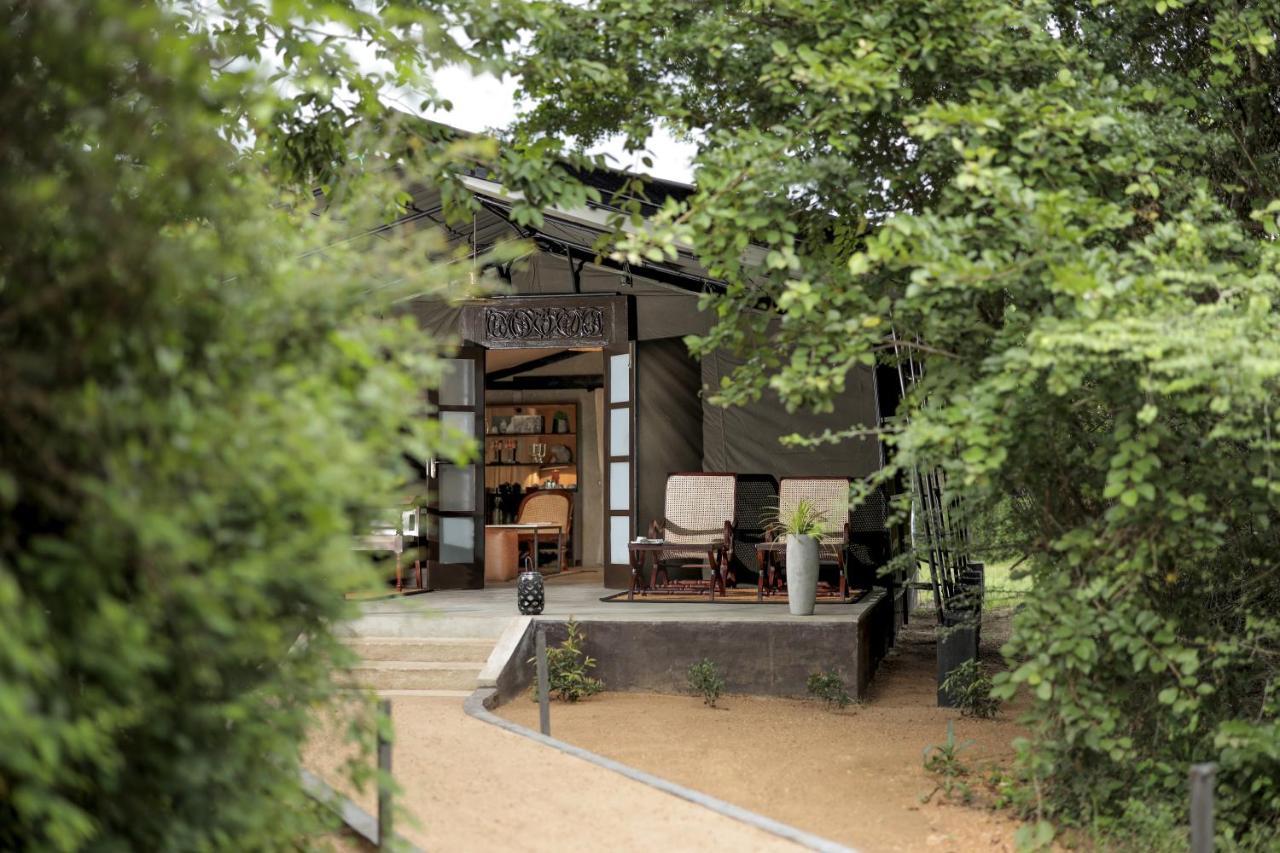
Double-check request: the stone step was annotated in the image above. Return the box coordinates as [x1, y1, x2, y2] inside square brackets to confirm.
[344, 661, 482, 692]
[344, 637, 494, 663]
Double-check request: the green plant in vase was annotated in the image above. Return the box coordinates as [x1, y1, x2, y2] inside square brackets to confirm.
[766, 499, 829, 615]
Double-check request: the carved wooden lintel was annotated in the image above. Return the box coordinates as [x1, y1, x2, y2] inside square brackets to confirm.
[461, 295, 627, 349]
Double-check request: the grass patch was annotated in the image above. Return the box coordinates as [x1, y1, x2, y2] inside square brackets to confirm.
[983, 557, 1031, 609]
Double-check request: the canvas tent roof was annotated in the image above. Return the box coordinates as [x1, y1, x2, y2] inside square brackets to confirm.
[394, 161, 883, 495]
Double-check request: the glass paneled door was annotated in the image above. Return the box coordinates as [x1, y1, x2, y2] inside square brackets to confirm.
[602, 341, 635, 587]
[424, 346, 485, 588]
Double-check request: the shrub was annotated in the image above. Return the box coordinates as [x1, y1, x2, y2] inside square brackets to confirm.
[940, 659, 1001, 719]
[806, 670, 853, 710]
[0, 3, 478, 848]
[687, 659, 725, 707]
[531, 620, 603, 702]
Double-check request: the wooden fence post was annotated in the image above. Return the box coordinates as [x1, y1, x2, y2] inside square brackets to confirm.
[1189, 762, 1216, 853]
[536, 625, 551, 736]
[377, 699, 392, 851]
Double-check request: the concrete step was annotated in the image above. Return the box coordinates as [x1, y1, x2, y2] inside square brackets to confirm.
[344, 637, 494, 663]
[372, 689, 473, 699]
[344, 661, 482, 692]
[339, 615, 508, 641]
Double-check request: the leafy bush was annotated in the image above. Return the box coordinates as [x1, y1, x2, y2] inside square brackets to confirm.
[531, 620, 603, 702]
[0, 3, 487, 848]
[806, 670, 853, 710]
[940, 659, 1001, 719]
[687, 659, 726, 707]
[449, 0, 1280, 839]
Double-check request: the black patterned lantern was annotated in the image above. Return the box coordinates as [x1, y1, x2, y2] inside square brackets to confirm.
[517, 569, 545, 615]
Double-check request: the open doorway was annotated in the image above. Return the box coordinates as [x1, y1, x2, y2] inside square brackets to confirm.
[482, 348, 605, 578]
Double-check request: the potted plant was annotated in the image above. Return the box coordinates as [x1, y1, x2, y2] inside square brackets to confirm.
[768, 499, 827, 615]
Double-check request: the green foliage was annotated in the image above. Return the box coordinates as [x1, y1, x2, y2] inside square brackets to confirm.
[1085, 800, 1185, 853]
[439, 0, 1280, 838]
[940, 660, 1001, 720]
[922, 721, 975, 805]
[1013, 820, 1056, 853]
[805, 670, 852, 710]
[531, 620, 603, 703]
[0, 2, 486, 849]
[687, 659, 726, 707]
[766, 498, 828, 539]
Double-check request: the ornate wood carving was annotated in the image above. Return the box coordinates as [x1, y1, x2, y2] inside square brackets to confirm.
[461, 295, 626, 349]
[485, 304, 605, 342]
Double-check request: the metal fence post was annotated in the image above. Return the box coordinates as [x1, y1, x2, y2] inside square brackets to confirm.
[377, 699, 393, 851]
[536, 625, 551, 736]
[1189, 762, 1216, 853]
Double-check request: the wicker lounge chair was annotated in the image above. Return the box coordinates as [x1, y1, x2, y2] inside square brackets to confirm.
[765, 477, 853, 598]
[646, 472, 736, 595]
[515, 490, 572, 573]
[728, 474, 778, 588]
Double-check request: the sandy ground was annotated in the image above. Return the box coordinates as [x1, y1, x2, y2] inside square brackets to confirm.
[497, 611, 1028, 852]
[303, 696, 798, 852]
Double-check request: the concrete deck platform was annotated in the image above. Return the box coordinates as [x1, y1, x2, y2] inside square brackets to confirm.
[344, 569, 883, 634]
[343, 570, 895, 700]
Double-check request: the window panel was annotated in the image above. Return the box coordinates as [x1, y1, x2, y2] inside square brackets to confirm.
[439, 464, 475, 512]
[608, 353, 630, 404]
[610, 516, 631, 565]
[441, 410, 475, 437]
[439, 358, 475, 407]
[440, 517, 474, 563]
[609, 407, 629, 456]
[609, 461, 629, 511]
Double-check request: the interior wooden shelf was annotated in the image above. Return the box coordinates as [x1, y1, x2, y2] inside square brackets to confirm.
[484, 432, 575, 438]
[484, 462, 568, 467]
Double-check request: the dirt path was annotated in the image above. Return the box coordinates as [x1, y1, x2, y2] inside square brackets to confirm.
[304, 695, 799, 852]
[497, 613, 1027, 852]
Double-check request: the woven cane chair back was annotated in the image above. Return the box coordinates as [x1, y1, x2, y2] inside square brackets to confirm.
[732, 474, 778, 574]
[661, 473, 736, 561]
[779, 477, 850, 559]
[517, 491, 571, 533]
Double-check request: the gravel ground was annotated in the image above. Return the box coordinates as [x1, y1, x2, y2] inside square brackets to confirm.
[497, 608, 1029, 852]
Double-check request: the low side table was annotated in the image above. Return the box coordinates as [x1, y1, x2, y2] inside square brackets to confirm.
[484, 528, 520, 582]
[355, 532, 426, 594]
[754, 541, 786, 601]
[627, 541, 726, 601]
[485, 523, 561, 577]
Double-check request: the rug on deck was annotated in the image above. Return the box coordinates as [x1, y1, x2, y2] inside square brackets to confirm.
[600, 586, 869, 605]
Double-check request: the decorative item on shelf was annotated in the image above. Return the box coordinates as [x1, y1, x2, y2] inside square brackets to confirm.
[510, 413, 543, 434]
[552, 411, 569, 434]
[516, 556, 545, 615]
[530, 442, 547, 464]
[548, 444, 573, 464]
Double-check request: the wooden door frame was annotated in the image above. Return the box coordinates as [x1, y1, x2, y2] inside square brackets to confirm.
[602, 340, 637, 589]
[425, 345, 486, 589]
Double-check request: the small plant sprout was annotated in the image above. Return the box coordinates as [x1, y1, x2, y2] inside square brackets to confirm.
[687, 658, 726, 707]
[806, 670, 853, 710]
[921, 721, 976, 804]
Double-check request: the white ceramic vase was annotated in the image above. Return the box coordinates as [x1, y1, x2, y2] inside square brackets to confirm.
[786, 534, 819, 616]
